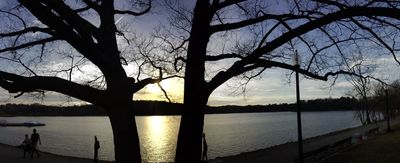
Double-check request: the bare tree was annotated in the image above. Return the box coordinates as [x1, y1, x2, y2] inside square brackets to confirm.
[0, 0, 179, 162]
[346, 58, 374, 125]
[372, 80, 400, 120]
[157, 1, 400, 162]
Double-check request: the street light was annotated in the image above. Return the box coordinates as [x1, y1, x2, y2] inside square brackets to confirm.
[294, 50, 304, 163]
[385, 85, 391, 132]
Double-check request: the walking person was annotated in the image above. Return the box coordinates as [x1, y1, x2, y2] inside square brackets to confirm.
[21, 134, 32, 158]
[202, 133, 208, 162]
[94, 136, 100, 163]
[30, 128, 41, 158]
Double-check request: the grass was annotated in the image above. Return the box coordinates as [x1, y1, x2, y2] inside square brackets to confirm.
[321, 122, 400, 163]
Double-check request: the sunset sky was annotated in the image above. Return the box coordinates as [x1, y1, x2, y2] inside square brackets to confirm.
[1, 55, 399, 106]
[1, 0, 400, 106]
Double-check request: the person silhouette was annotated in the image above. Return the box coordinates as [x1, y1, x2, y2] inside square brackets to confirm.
[94, 136, 100, 163]
[21, 134, 32, 158]
[202, 133, 208, 162]
[30, 128, 41, 158]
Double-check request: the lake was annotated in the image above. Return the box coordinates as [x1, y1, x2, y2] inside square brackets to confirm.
[0, 111, 361, 162]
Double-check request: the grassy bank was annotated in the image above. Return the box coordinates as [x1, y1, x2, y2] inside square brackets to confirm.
[321, 122, 400, 163]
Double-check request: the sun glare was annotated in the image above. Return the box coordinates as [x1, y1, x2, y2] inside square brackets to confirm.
[135, 78, 183, 102]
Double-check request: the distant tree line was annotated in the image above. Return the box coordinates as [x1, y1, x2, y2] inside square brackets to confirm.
[349, 80, 400, 125]
[0, 97, 361, 116]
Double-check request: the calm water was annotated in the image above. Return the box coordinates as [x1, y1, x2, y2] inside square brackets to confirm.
[0, 111, 360, 162]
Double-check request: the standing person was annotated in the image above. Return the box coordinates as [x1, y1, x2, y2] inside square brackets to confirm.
[94, 136, 100, 163]
[202, 133, 208, 162]
[21, 134, 32, 158]
[30, 128, 41, 158]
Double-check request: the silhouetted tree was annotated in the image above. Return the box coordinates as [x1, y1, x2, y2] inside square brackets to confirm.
[0, 1, 177, 162]
[346, 57, 374, 125]
[371, 80, 400, 120]
[158, 1, 400, 162]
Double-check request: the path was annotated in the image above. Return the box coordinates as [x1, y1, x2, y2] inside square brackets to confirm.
[0, 143, 112, 163]
[211, 118, 400, 163]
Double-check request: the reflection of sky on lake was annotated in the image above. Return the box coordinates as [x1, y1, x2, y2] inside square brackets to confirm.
[0, 112, 360, 162]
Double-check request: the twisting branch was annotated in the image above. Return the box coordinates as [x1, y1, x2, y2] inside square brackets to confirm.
[174, 56, 186, 72]
[82, 0, 100, 12]
[210, 13, 307, 33]
[0, 71, 104, 104]
[0, 27, 53, 38]
[349, 18, 400, 64]
[0, 37, 59, 53]
[130, 75, 182, 93]
[158, 82, 171, 103]
[205, 53, 243, 61]
[0, 9, 27, 28]
[211, 0, 246, 11]
[114, 1, 151, 16]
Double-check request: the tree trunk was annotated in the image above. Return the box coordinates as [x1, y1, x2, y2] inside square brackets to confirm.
[106, 103, 141, 163]
[175, 1, 213, 162]
[175, 95, 208, 163]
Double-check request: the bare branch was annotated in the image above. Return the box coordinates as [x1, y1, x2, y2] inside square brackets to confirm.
[114, 1, 151, 16]
[0, 27, 53, 38]
[205, 53, 243, 61]
[350, 18, 400, 64]
[0, 37, 59, 53]
[211, 0, 246, 11]
[130, 75, 182, 93]
[0, 71, 104, 104]
[157, 82, 171, 103]
[210, 13, 307, 33]
[250, 7, 400, 59]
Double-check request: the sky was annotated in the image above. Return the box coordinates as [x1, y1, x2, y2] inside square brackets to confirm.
[2, 55, 399, 106]
[1, 0, 400, 106]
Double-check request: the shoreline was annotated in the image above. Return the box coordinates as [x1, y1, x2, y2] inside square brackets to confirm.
[0, 143, 113, 163]
[208, 126, 361, 163]
[210, 118, 398, 163]
[1, 118, 396, 163]
[0, 124, 372, 163]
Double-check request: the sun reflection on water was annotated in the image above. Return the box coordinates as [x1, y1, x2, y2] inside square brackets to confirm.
[140, 116, 179, 162]
[147, 116, 165, 147]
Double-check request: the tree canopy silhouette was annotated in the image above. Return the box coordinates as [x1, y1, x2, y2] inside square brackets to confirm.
[156, 1, 400, 162]
[0, 0, 178, 163]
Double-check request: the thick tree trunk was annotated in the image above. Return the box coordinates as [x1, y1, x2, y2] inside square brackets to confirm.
[175, 95, 208, 163]
[175, 1, 213, 162]
[107, 105, 141, 163]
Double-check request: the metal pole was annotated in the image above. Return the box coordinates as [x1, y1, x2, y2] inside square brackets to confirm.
[295, 66, 304, 163]
[385, 88, 391, 132]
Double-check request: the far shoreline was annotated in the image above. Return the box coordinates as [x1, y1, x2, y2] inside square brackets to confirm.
[0, 110, 357, 117]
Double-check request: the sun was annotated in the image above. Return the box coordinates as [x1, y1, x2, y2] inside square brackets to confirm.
[135, 78, 183, 102]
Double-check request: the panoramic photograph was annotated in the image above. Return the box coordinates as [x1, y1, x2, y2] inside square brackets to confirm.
[1, 0, 400, 163]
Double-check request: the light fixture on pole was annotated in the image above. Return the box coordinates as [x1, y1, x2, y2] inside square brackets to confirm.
[294, 50, 304, 163]
[385, 84, 391, 132]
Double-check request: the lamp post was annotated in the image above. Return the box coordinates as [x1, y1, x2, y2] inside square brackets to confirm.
[294, 50, 304, 163]
[385, 86, 391, 132]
